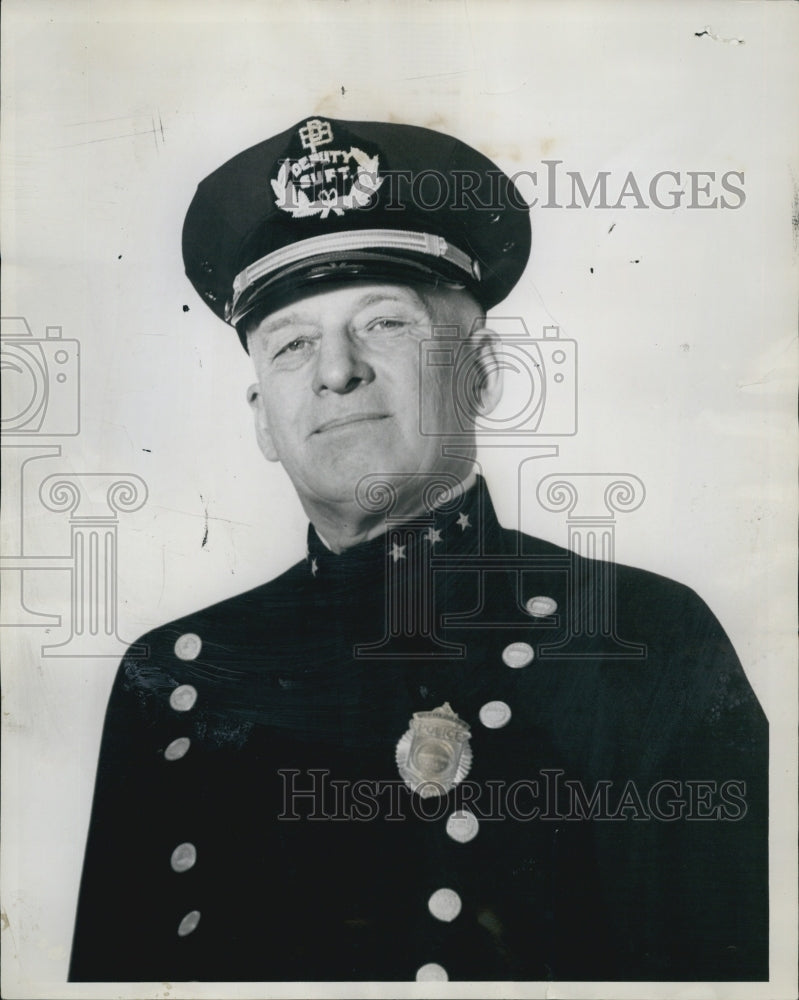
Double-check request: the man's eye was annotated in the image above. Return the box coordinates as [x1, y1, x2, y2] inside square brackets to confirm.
[274, 338, 310, 359]
[366, 317, 407, 332]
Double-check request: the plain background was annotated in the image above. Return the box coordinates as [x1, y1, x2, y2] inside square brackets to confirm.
[2, 1, 797, 997]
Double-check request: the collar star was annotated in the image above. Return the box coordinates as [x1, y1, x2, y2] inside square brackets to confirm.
[390, 542, 406, 562]
[425, 527, 443, 545]
[457, 512, 471, 531]
[310, 557, 319, 577]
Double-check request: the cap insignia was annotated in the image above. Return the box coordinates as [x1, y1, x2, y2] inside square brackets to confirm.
[271, 119, 384, 220]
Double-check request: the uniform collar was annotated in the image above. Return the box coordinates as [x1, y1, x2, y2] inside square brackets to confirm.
[304, 474, 498, 586]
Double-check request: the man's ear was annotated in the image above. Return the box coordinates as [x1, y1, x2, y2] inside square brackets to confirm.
[467, 326, 504, 417]
[246, 383, 280, 463]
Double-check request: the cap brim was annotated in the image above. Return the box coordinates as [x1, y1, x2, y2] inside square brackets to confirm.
[231, 249, 477, 344]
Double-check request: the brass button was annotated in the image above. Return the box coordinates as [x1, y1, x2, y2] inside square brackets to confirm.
[502, 642, 534, 669]
[170, 842, 197, 873]
[526, 595, 558, 617]
[479, 701, 512, 729]
[416, 962, 448, 982]
[164, 737, 191, 761]
[177, 910, 201, 937]
[169, 684, 198, 712]
[428, 888, 462, 922]
[446, 809, 479, 843]
[174, 633, 202, 661]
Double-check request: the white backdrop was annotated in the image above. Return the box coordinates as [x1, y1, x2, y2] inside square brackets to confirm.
[2, 1, 797, 997]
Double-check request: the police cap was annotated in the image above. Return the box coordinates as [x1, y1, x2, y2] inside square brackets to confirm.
[182, 117, 531, 348]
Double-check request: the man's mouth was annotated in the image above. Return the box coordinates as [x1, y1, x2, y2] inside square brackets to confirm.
[312, 413, 391, 435]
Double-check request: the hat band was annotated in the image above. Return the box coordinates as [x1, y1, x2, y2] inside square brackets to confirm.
[231, 229, 479, 313]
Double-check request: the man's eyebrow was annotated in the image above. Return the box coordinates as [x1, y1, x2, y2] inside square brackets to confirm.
[257, 291, 423, 336]
[352, 292, 419, 310]
[256, 313, 307, 337]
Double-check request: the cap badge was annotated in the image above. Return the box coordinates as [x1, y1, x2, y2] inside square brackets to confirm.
[271, 118, 384, 220]
[396, 702, 472, 798]
[299, 118, 333, 153]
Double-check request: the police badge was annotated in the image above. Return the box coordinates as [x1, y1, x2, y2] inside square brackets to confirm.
[395, 702, 472, 798]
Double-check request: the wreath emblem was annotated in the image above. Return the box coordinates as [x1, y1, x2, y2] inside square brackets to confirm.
[271, 147, 384, 219]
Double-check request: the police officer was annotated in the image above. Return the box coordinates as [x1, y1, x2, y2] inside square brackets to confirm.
[69, 117, 767, 984]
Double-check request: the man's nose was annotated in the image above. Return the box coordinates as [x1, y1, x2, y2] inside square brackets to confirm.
[312, 327, 374, 395]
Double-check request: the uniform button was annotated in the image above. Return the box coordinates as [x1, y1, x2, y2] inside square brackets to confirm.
[479, 700, 512, 729]
[174, 632, 202, 660]
[526, 595, 558, 617]
[446, 809, 479, 843]
[164, 737, 191, 761]
[169, 684, 198, 712]
[415, 962, 448, 982]
[170, 842, 197, 873]
[428, 888, 462, 922]
[502, 642, 534, 668]
[177, 910, 201, 937]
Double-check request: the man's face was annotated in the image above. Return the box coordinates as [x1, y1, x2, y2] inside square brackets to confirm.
[246, 282, 499, 515]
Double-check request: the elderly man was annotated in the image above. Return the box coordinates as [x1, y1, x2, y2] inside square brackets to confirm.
[69, 117, 767, 984]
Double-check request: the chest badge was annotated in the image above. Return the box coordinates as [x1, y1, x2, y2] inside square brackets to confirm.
[396, 702, 472, 798]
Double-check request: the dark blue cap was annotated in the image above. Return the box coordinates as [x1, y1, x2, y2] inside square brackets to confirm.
[182, 117, 531, 343]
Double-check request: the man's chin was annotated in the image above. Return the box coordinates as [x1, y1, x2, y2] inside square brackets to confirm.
[288, 443, 476, 516]
[297, 462, 389, 508]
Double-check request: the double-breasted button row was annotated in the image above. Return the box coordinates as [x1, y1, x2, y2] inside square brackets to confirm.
[416, 887, 462, 979]
[418, 599, 555, 979]
[165, 638, 204, 936]
[162, 612, 553, 960]
[164, 634, 202, 760]
[502, 592, 557, 667]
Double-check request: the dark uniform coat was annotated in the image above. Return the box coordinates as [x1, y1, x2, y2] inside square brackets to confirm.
[69, 479, 767, 983]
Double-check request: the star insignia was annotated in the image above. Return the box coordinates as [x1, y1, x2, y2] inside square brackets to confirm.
[457, 512, 471, 531]
[310, 557, 319, 577]
[391, 542, 406, 562]
[425, 527, 443, 545]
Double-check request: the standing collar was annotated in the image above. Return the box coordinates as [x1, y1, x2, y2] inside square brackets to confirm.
[304, 474, 499, 586]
